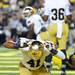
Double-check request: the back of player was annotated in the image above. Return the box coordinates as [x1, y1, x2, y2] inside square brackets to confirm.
[38, 0, 70, 49]
[37, 0, 72, 75]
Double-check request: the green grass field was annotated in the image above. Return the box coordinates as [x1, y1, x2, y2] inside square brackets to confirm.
[0, 47, 75, 75]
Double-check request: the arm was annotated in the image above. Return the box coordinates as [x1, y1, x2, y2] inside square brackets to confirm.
[44, 41, 66, 72]
[4, 38, 30, 49]
[65, 2, 73, 25]
[4, 39, 19, 49]
[44, 41, 66, 60]
[27, 24, 35, 39]
[37, 35, 65, 59]
[65, 14, 72, 24]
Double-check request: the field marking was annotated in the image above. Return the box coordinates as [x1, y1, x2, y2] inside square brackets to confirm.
[51, 71, 75, 74]
[0, 61, 19, 64]
[0, 71, 75, 74]
[0, 59, 20, 62]
[0, 66, 18, 68]
[0, 52, 21, 56]
[0, 56, 19, 57]
[0, 57, 21, 59]
[0, 58, 21, 61]
[0, 71, 19, 73]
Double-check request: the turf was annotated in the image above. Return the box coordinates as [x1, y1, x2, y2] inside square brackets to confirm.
[0, 74, 19, 75]
[0, 47, 75, 75]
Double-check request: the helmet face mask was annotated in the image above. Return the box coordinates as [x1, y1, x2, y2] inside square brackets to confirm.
[28, 41, 44, 60]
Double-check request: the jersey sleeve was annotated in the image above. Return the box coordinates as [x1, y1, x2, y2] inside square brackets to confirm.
[43, 3, 50, 16]
[65, 1, 72, 16]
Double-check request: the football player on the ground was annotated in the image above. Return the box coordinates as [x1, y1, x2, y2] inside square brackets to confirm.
[4, 38, 66, 75]
[37, 0, 72, 75]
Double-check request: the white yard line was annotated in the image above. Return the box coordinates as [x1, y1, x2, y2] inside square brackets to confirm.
[0, 66, 18, 68]
[0, 71, 75, 74]
[0, 71, 19, 73]
[0, 61, 19, 63]
[0, 58, 21, 60]
[51, 71, 75, 74]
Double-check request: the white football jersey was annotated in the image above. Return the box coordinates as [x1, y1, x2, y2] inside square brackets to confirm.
[43, 0, 71, 38]
[44, 0, 71, 23]
[26, 14, 44, 35]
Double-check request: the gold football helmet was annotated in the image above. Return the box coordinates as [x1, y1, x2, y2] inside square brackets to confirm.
[28, 41, 44, 60]
[69, 0, 75, 4]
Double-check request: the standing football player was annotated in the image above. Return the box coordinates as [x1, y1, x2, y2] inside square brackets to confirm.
[37, 0, 72, 75]
[22, 6, 45, 39]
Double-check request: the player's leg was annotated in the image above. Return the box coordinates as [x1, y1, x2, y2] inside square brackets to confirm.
[44, 24, 57, 73]
[37, 24, 57, 47]
[57, 23, 69, 75]
[37, 31, 50, 41]
[47, 24, 57, 48]
[47, 24, 59, 69]
[19, 63, 32, 75]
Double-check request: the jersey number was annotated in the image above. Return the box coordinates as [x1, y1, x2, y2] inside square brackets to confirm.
[51, 8, 65, 20]
[27, 59, 40, 67]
